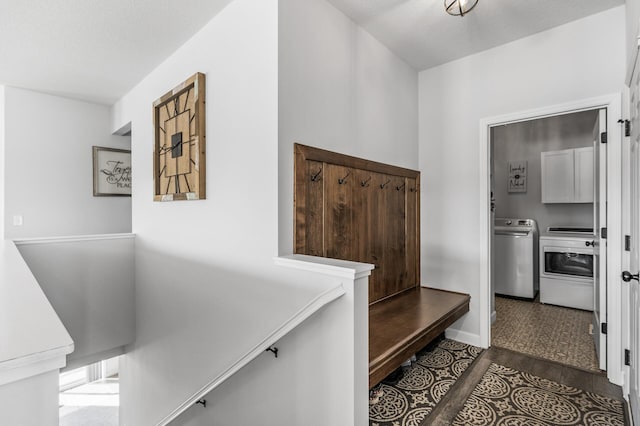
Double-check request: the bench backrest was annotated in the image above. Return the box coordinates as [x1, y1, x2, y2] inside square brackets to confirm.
[293, 143, 420, 305]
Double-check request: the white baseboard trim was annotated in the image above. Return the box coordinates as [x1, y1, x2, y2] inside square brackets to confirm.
[491, 310, 496, 325]
[445, 328, 483, 348]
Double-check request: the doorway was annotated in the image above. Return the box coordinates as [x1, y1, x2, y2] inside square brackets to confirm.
[490, 110, 603, 372]
[478, 94, 624, 386]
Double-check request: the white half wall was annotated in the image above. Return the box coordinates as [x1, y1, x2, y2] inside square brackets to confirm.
[278, 0, 419, 254]
[418, 6, 626, 342]
[3, 87, 131, 238]
[0, 371, 59, 426]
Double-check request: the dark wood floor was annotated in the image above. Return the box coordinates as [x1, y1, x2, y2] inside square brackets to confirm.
[423, 346, 628, 425]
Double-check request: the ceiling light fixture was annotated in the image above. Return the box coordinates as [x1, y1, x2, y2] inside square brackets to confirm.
[444, 0, 479, 17]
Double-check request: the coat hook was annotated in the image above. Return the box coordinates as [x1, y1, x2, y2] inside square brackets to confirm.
[396, 183, 406, 191]
[310, 168, 322, 182]
[409, 187, 416, 193]
[380, 179, 391, 189]
[361, 176, 372, 187]
[338, 171, 351, 185]
[266, 347, 279, 358]
[196, 399, 207, 407]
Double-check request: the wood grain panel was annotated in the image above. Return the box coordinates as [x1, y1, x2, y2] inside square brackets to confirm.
[406, 178, 419, 287]
[294, 154, 325, 256]
[293, 144, 420, 305]
[383, 175, 407, 298]
[368, 172, 386, 302]
[324, 164, 355, 261]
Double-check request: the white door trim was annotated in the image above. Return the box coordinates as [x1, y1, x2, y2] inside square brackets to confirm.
[479, 93, 623, 386]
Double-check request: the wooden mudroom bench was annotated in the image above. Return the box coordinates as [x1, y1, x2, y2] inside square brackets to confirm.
[368, 287, 470, 388]
[292, 143, 471, 391]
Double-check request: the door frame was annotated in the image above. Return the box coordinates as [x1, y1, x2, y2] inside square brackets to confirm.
[478, 93, 623, 386]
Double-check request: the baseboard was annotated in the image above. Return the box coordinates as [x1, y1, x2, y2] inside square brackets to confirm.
[491, 310, 496, 325]
[445, 328, 482, 348]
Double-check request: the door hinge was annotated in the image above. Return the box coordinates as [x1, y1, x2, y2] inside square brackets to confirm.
[626, 349, 631, 366]
[601, 131, 607, 144]
[601, 227, 607, 239]
[601, 322, 608, 335]
[619, 119, 631, 137]
[626, 235, 632, 251]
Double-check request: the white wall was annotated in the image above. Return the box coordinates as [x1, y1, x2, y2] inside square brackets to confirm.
[111, 0, 369, 424]
[492, 110, 597, 233]
[16, 235, 135, 370]
[626, 0, 639, 79]
[0, 86, 5, 239]
[278, 0, 418, 254]
[3, 87, 131, 238]
[419, 6, 626, 343]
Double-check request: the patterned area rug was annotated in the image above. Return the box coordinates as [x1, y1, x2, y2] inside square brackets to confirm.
[369, 339, 482, 426]
[453, 363, 624, 425]
[492, 297, 599, 371]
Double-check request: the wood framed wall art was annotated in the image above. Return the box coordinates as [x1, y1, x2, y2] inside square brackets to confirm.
[93, 146, 131, 196]
[294, 143, 420, 305]
[153, 72, 206, 201]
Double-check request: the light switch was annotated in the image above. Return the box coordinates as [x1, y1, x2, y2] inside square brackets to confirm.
[13, 215, 23, 226]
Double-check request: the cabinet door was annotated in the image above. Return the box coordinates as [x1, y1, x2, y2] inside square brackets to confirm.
[574, 146, 594, 203]
[541, 149, 574, 203]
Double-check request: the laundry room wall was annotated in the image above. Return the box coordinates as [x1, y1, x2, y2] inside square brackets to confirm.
[492, 110, 597, 234]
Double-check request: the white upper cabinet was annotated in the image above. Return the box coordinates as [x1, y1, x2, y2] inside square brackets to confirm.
[541, 147, 594, 204]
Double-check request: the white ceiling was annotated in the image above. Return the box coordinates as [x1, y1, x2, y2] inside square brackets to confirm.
[0, 0, 625, 105]
[326, 0, 624, 70]
[0, 0, 233, 105]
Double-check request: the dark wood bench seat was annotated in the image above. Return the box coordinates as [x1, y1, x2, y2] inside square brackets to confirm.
[369, 287, 471, 388]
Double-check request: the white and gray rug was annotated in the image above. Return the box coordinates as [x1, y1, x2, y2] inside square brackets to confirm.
[369, 339, 482, 426]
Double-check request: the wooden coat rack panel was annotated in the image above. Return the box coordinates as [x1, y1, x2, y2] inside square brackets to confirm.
[294, 144, 420, 305]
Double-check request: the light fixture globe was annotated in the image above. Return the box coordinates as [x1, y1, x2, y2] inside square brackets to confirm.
[445, 0, 479, 17]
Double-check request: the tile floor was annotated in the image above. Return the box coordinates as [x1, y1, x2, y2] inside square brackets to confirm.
[491, 296, 600, 371]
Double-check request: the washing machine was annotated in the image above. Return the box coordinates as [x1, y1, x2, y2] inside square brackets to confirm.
[494, 218, 539, 299]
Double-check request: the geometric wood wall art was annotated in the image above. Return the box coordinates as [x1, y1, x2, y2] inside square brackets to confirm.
[293, 143, 421, 305]
[153, 72, 206, 201]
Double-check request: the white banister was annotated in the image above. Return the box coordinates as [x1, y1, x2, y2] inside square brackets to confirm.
[158, 255, 372, 426]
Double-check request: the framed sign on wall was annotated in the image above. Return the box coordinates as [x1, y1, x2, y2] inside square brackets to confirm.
[508, 160, 527, 193]
[93, 146, 132, 196]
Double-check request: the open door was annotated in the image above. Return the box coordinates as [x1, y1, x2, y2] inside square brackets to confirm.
[624, 52, 640, 423]
[592, 109, 607, 371]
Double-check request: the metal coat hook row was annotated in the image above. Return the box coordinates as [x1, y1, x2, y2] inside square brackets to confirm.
[361, 176, 372, 187]
[266, 346, 279, 358]
[380, 179, 391, 189]
[310, 168, 322, 182]
[338, 171, 351, 185]
[396, 183, 406, 191]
